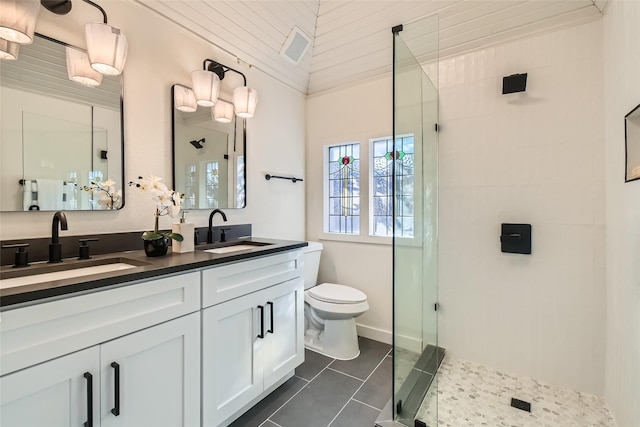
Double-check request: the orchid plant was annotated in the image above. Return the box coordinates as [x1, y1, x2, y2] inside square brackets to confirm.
[128, 175, 185, 242]
[82, 179, 122, 210]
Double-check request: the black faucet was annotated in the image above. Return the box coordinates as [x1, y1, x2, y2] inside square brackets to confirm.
[49, 211, 68, 263]
[207, 209, 228, 243]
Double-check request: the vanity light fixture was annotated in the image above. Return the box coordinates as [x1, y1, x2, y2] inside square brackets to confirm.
[212, 99, 234, 123]
[0, 0, 40, 44]
[0, 38, 20, 60]
[233, 86, 258, 118]
[174, 84, 197, 112]
[65, 45, 102, 87]
[40, 0, 128, 76]
[192, 69, 220, 107]
[197, 58, 259, 118]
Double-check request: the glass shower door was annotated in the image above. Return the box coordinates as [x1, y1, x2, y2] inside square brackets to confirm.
[392, 15, 440, 427]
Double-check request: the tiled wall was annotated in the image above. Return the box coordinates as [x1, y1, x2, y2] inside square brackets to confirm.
[436, 20, 606, 396]
[603, 1, 640, 425]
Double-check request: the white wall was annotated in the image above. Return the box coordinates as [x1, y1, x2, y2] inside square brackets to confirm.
[0, 1, 305, 241]
[602, 1, 640, 425]
[306, 78, 393, 343]
[437, 20, 606, 396]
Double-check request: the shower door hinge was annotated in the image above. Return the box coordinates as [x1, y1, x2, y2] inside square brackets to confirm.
[392, 24, 403, 34]
[434, 123, 439, 132]
[434, 302, 439, 311]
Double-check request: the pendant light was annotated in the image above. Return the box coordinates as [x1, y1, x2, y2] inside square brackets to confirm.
[0, 0, 40, 44]
[66, 46, 103, 87]
[0, 38, 20, 60]
[191, 69, 220, 107]
[85, 22, 128, 75]
[174, 85, 197, 113]
[212, 100, 234, 123]
[233, 86, 259, 118]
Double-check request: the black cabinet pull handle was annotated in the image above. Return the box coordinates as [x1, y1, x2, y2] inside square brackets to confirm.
[257, 305, 265, 339]
[267, 301, 274, 334]
[111, 362, 120, 416]
[83, 372, 93, 427]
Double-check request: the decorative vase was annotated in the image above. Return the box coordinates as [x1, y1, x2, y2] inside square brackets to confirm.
[143, 237, 169, 257]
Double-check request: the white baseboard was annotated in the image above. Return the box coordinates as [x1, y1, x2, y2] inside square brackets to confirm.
[356, 323, 392, 345]
[395, 333, 422, 353]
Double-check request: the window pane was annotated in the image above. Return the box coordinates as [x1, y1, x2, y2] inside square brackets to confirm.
[326, 142, 360, 234]
[371, 135, 415, 237]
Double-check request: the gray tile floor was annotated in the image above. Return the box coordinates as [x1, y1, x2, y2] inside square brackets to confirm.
[230, 337, 392, 427]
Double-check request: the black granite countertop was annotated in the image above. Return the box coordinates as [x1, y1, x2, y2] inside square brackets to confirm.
[0, 238, 307, 309]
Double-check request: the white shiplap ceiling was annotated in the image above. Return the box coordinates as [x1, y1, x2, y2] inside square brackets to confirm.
[136, 0, 608, 95]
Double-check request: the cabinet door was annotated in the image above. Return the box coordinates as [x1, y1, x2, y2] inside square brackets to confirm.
[263, 278, 305, 389]
[0, 346, 99, 427]
[100, 312, 200, 427]
[202, 291, 265, 427]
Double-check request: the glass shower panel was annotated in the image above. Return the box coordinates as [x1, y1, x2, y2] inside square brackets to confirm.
[393, 15, 439, 427]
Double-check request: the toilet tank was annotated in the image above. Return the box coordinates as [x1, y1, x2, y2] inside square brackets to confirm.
[301, 242, 323, 290]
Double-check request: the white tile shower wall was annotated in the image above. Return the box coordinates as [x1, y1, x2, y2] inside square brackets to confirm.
[437, 20, 606, 396]
[603, 1, 640, 426]
[0, 1, 306, 242]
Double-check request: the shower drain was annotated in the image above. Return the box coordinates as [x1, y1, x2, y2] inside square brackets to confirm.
[511, 397, 532, 412]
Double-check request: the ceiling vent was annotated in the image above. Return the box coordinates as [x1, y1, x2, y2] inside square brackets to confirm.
[280, 26, 311, 65]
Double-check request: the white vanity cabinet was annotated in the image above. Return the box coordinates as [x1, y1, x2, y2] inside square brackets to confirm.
[0, 346, 99, 427]
[0, 313, 200, 427]
[0, 246, 305, 427]
[202, 251, 305, 427]
[0, 271, 201, 427]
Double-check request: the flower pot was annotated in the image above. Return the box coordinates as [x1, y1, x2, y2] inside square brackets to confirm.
[143, 237, 169, 257]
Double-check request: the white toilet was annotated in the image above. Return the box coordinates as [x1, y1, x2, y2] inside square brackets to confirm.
[302, 242, 369, 360]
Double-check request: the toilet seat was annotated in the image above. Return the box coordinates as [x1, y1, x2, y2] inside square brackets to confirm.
[308, 283, 367, 304]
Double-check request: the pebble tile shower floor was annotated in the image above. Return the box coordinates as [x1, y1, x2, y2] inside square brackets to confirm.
[230, 337, 392, 427]
[417, 355, 618, 427]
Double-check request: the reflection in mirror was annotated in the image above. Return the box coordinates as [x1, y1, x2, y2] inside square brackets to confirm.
[625, 104, 640, 182]
[172, 84, 246, 209]
[0, 34, 124, 211]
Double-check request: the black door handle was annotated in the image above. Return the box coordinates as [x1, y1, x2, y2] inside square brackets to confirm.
[257, 305, 265, 338]
[83, 372, 93, 427]
[111, 362, 120, 416]
[266, 301, 274, 334]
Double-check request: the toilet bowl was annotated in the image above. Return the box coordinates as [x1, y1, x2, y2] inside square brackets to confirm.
[302, 243, 369, 360]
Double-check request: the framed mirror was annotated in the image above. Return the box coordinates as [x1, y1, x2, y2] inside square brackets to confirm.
[171, 84, 246, 209]
[625, 103, 640, 182]
[0, 34, 124, 211]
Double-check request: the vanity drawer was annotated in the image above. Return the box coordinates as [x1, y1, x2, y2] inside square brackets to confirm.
[202, 250, 303, 308]
[0, 271, 200, 376]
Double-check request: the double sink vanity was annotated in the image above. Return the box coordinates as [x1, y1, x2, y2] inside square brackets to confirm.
[0, 236, 308, 427]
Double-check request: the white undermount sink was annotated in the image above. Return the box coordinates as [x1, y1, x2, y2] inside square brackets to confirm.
[0, 259, 144, 290]
[203, 245, 267, 254]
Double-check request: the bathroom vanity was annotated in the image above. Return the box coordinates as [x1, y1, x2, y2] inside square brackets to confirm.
[0, 239, 306, 427]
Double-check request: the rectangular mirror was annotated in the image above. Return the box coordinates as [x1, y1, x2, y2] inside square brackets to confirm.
[625, 103, 640, 182]
[0, 34, 124, 211]
[171, 84, 246, 209]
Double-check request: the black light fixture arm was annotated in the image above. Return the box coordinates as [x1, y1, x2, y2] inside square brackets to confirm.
[82, 0, 107, 23]
[202, 59, 247, 86]
[40, 0, 107, 23]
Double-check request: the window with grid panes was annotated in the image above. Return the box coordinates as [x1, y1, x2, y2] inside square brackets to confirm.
[370, 135, 414, 237]
[326, 143, 360, 234]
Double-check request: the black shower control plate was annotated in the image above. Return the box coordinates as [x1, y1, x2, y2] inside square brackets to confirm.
[500, 223, 532, 254]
